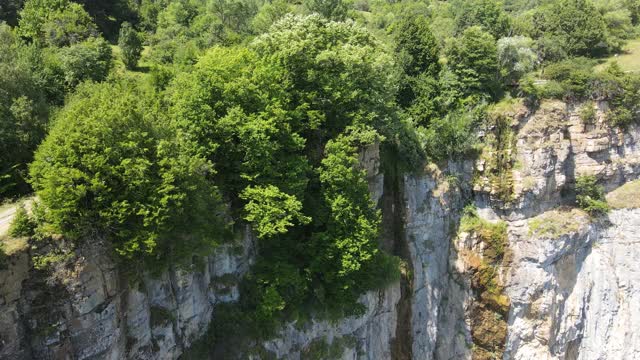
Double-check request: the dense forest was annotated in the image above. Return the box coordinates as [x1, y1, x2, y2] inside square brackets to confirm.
[1, 0, 639, 350]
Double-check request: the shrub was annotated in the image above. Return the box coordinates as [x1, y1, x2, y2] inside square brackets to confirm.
[8, 205, 35, 238]
[607, 69, 640, 127]
[118, 22, 143, 70]
[579, 101, 596, 124]
[29, 81, 225, 270]
[57, 36, 112, 89]
[575, 175, 610, 216]
[542, 58, 597, 99]
[421, 108, 479, 161]
[150, 306, 175, 327]
[0, 242, 6, 268]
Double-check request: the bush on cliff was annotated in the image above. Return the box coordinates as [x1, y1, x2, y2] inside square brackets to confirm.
[575, 175, 610, 216]
[29, 80, 226, 270]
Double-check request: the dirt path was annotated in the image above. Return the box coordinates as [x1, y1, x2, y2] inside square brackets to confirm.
[0, 199, 33, 236]
[0, 205, 18, 236]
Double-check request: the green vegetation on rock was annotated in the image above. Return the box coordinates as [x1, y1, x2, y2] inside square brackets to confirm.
[528, 208, 590, 238]
[1, 0, 640, 355]
[606, 180, 640, 209]
[30, 81, 226, 271]
[575, 175, 610, 216]
[8, 205, 35, 238]
[458, 204, 510, 359]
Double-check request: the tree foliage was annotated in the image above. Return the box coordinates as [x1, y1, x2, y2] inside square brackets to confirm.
[497, 36, 537, 85]
[18, 0, 98, 46]
[454, 0, 511, 38]
[304, 0, 350, 21]
[30, 81, 225, 269]
[445, 26, 499, 97]
[532, 0, 610, 57]
[57, 36, 112, 89]
[167, 15, 402, 325]
[118, 22, 143, 70]
[0, 24, 49, 198]
[241, 185, 310, 239]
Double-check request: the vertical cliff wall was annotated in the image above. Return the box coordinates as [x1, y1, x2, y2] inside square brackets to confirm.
[0, 229, 255, 359]
[402, 99, 640, 360]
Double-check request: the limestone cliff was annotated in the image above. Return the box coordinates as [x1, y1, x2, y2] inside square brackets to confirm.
[1, 100, 639, 360]
[404, 99, 640, 360]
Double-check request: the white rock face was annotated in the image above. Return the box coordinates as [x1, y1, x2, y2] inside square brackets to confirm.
[0, 229, 255, 360]
[401, 100, 640, 360]
[505, 209, 640, 360]
[260, 283, 401, 360]
[403, 162, 473, 359]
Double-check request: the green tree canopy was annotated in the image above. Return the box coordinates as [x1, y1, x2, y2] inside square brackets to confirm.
[445, 26, 499, 97]
[118, 21, 143, 70]
[0, 24, 48, 198]
[167, 15, 403, 325]
[497, 35, 537, 85]
[395, 16, 441, 78]
[57, 36, 112, 89]
[252, 14, 398, 140]
[30, 81, 225, 269]
[454, 0, 511, 38]
[18, 0, 98, 47]
[304, 0, 350, 21]
[533, 0, 609, 58]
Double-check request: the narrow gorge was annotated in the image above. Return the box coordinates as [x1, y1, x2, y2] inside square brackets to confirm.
[1, 99, 638, 359]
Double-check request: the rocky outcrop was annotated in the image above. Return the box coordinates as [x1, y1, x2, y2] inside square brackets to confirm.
[402, 99, 640, 360]
[259, 283, 401, 360]
[0, 141, 403, 360]
[0, 229, 255, 360]
[505, 208, 640, 360]
[402, 162, 473, 359]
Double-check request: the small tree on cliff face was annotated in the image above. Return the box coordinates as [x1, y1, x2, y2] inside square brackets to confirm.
[575, 175, 609, 216]
[118, 21, 142, 70]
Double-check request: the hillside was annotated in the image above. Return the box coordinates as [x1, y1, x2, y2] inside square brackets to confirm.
[1, 0, 639, 359]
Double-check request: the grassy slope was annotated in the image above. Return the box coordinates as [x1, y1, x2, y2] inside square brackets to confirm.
[596, 38, 640, 73]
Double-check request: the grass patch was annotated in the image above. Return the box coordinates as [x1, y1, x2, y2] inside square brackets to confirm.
[488, 97, 525, 116]
[0, 235, 29, 256]
[528, 207, 589, 238]
[596, 38, 640, 73]
[460, 206, 508, 263]
[606, 180, 640, 209]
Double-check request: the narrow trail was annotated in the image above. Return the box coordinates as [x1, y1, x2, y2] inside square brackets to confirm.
[0, 199, 33, 236]
[0, 204, 18, 235]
